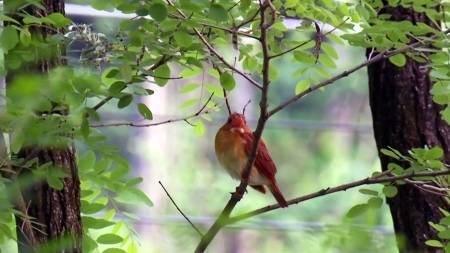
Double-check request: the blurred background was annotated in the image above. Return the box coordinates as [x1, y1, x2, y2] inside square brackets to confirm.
[11, 2, 399, 252]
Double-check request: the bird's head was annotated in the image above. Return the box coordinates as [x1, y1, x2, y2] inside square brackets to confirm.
[225, 113, 247, 130]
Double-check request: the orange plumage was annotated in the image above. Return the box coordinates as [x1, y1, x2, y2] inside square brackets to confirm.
[215, 113, 288, 207]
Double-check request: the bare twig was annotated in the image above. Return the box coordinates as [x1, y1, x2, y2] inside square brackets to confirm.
[268, 28, 450, 117]
[91, 92, 215, 128]
[222, 89, 232, 115]
[159, 181, 204, 237]
[403, 178, 450, 196]
[226, 169, 450, 225]
[270, 18, 349, 59]
[165, 0, 263, 90]
[242, 99, 251, 115]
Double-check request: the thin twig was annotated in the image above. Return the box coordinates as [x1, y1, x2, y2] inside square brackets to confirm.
[270, 18, 349, 59]
[165, 0, 263, 90]
[226, 169, 450, 225]
[91, 92, 215, 128]
[242, 99, 251, 115]
[268, 28, 450, 117]
[223, 89, 232, 115]
[159, 181, 204, 237]
[91, 55, 171, 111]
[169, 15, 259, 40]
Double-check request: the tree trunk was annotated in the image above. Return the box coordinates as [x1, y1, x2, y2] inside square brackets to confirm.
[367, 6, 450, 253]
[4, 1, 82, 252]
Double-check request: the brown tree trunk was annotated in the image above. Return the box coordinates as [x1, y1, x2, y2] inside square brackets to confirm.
[4, 1, 82, 252]
[367, 6, 450, 253]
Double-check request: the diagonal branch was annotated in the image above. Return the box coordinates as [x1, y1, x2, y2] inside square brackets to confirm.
[159, 181, 204, 237]
[268, 28, 450, 117]
[91, 92, 215, 128]
[226, 169, 450, 225]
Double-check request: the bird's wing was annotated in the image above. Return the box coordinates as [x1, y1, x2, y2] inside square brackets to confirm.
[241, 131, 277, 180]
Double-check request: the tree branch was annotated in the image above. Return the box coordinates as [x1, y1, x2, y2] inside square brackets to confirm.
[91, 92, 215, 128]
[268, 28, 450, 117]
[159, 181, 204, 237]
[194, 2, 274, 252]
[226, 169, 450, 225]
[165, 0, 263, 90]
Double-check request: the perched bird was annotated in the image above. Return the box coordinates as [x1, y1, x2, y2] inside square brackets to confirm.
[215, 113, 288, 207]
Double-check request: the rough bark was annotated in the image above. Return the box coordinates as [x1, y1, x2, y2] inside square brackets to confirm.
[367, 6, 450, 253]
[4, 1, 82, 252]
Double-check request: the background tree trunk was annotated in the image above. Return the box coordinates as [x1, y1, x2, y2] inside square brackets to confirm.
[4, 1, 82, 252]
[367, 5, 450, 253]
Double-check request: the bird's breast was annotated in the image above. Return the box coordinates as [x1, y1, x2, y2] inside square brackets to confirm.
[215, 128, 269, 185]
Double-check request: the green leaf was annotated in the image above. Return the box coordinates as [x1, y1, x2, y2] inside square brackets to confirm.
[358, 188, 378, 196]
[0, 26, 19, 51]
[154, 64, 171, 86]
[389, 54, 407, 67]
[81, 200, 106, 215]
[148, 3, 168, 22]
[194, 120, 205, 136]
[295, 80, 310, 95]
[220, 72, 236, 91]
[382, 185, 398, 198]
[47, 175, 64, 190]
[0, 15, 19, 25]
[440, 216, 450, 226]
[445, 243, 450, 253]
[109, 81, 127, 95]
[180, 83, 199, 94]
[439, 230, 450, 240]
[78, 151, 96, 171]
[367, 197, 383, 208]
[387, 163, 404, 174]
[96, 234, 123, 244]
[174, 31, 193, 47]
[137, 103, 153, 120]
[19, 29, 31, 47]
[117, 94, 133, 108]
[380, 148, 400, 159]
[180, 67, 202, 78]
[103, 248, 127, 253]
[426, 146, 444, 160]
[115, 188, 153, 207]
[293, 51, 315, 64]
[45, 13, 71, 27]
[209, 4, 228, 22]
[82, 216, 115, 229]
[321, 43, 338, 59]
[425, 240, 444, 248]
[441, 106, 450, 124]
[104, 67, 120, 79]
[346, 203, 369, 218]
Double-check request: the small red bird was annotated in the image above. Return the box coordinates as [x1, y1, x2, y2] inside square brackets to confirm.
[215, 113, 288, 207]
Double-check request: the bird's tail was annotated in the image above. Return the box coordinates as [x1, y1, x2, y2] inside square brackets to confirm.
[268, 182, 288, 208]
